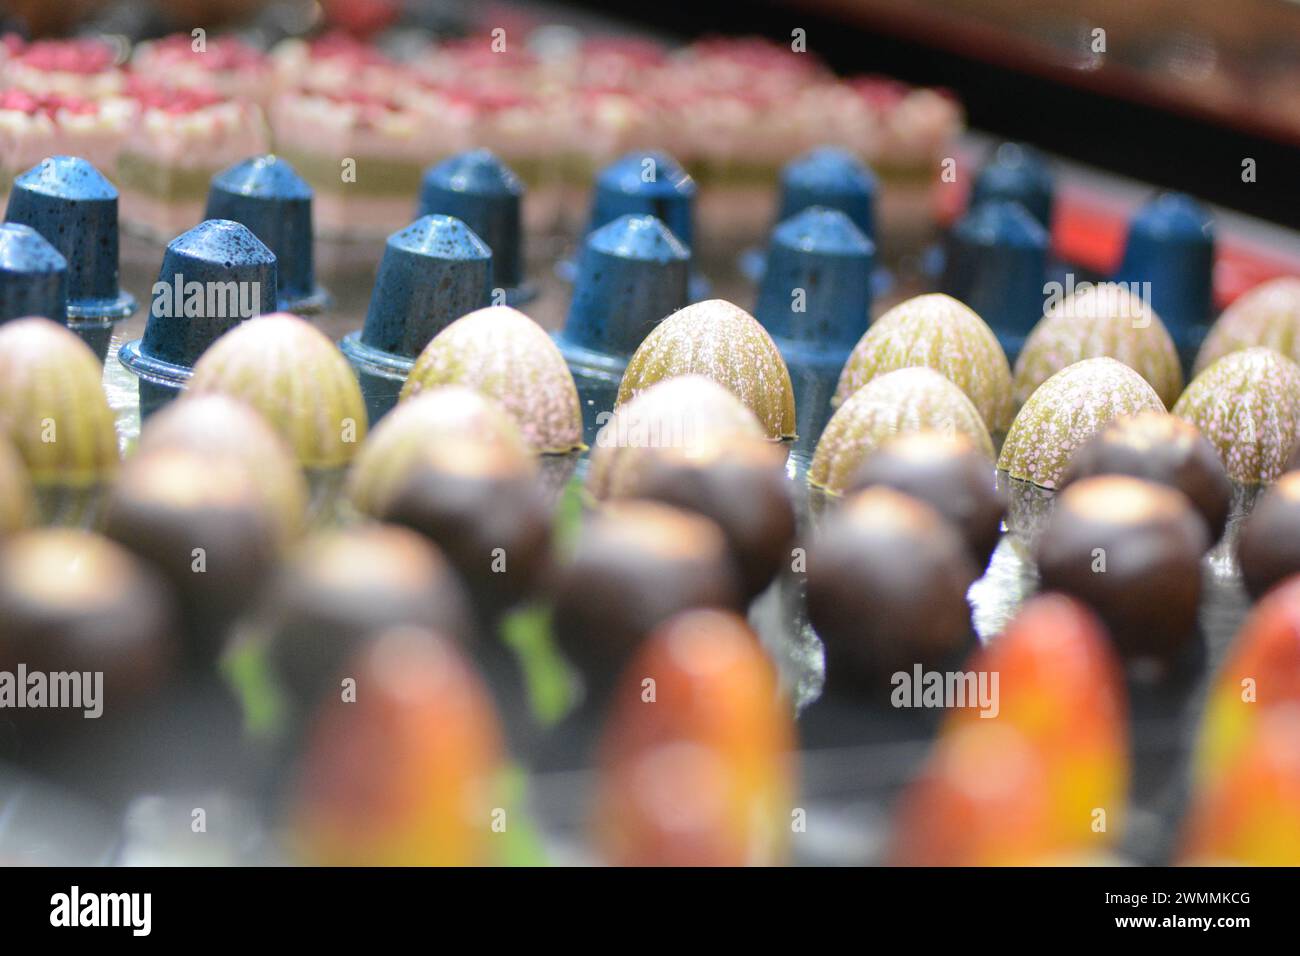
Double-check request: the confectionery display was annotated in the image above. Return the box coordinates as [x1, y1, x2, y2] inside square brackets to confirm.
[5, 1, 1300, 880]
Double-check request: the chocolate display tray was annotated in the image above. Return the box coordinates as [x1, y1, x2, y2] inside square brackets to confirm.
[3, 146, 1278, 865]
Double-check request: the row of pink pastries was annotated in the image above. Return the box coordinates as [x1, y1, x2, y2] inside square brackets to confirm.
[1, 31, 961, 239]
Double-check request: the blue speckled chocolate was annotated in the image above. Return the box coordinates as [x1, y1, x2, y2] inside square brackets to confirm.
[205, 155, 326, 313]
[118, 219, 277, 415]
[776, 148, 877, 240]
[342, 215, 492, 424]
[418, 149, 525, 292]
[562, 214, 689, 358]
[0, 222, 68, 325]
[941, 199, 1049, 361]
[970, 142, 1055, 229]
[5, 156, 134, 327]
[359, 214, 492, 357]
[587, 150, 696, 249]
[755, 207, 874, 447]
[1115, 192, 1215, 357]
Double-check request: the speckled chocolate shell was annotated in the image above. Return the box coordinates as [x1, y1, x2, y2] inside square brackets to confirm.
[1013, 282, 1182, 408]
[588, 374, 768, 500]
[833, 294, 1013, 433]
[400, 306, 583, 454]
[810, 367, 994, 494]
[348, 386, 529, 517]
[0, 437, 33, 534]
[1172, 346, 1300, 485]
[137, 394, 308, 540]
[616, 299, 796, 440]
[1194, 277, 1300, 374]
[187, 313, 368, 470]
[0, 317, 118, 486]
[999, 357, 1165, 490]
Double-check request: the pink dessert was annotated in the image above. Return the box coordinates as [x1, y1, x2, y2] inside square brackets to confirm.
[130, 33, 273, 104]
[2, 36, 125, 98]
[0, 90, 134, 200]
[116, 79, 269, 240]
[270, 31, 410, 97]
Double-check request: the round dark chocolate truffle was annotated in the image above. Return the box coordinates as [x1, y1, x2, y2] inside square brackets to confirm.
[806, 487, 978, 693]
[1036, 475, 1206, 662]
[1061, 411, 1231, 547]
[552, 501, 742, 684]
[103, 447, 297, 663]
[380, 438, 553, 615]
[1237, 471, 1300, 599]
[608, 435, 795, 600]
[261, 524, 474, 711]
[0, 529, 176, 727]
[847, 430, 1006, 568]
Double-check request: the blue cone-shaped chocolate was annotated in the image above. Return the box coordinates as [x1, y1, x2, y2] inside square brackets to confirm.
[941, 199, 1049, 360]
[970, 142, 1055, 229]
[0, 222, 67, 326]
[777, 147, 877, 240]
[558, 214, 690, 442]
[5, 156, 134, 359]
[204, 155, 327, 314]
[755, 207, 874, 447]
[587, 150, 696, 249]
[118, 219, 277, 417]
[340, 214, 493, 423]
[418, 149, 528, 301]
[1115, 192, 1215, 358]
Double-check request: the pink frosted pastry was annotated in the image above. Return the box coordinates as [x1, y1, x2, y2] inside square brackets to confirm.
[131, 33, 273, 105]
[2, 36, 124, 98]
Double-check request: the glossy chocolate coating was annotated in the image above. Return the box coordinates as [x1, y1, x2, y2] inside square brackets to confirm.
[263, 525, 474, 711]
[848, 430, 1006, 569]
[1061, 411, 1230, 546]
[807, 487, 978, 693]
[552, 501, 742, 683]
[615, 438, 795, 600]
[1036, 475, 1206, 661]
[381, 441, 553, 614]
[1237, 472, 1300, 599]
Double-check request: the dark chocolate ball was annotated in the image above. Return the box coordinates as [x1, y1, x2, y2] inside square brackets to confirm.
[0, 530, 176, 729]
[552, 501, 742, 684]
[1237, 471, 1300, 599]
[613, 437, 796, 600]
[847, 430, 1005, 569]
[1061, 411, 1231, 546]
[806, 487, 978, 693]
[103, 448, 298, 663]
[380, 440, 553, 615]
[1036, 475, 1206, 661]
[262, 524, 474, 711]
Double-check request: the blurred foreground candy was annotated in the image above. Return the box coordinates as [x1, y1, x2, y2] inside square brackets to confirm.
[341, 215, 492, 423]
[1194, 576, 1300, 784]
[557, 214, 690, 442]
[1238, 473, 1300, 598]
[754, 207, 874, 446]
[187, 313, 368, 470]
[118, 219, 277, 417]
[0, 317, 118, 488]
[204, 155, 328, 314]
[594, 609, 794, 866]
[1181, 706, 1300, 866]
[291, 627, 504, 866]
[5, 156, 135, 359]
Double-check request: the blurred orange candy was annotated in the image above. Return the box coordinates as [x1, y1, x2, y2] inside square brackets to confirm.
[593, 609, 796, 866]
[290, 627, 504, 866]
